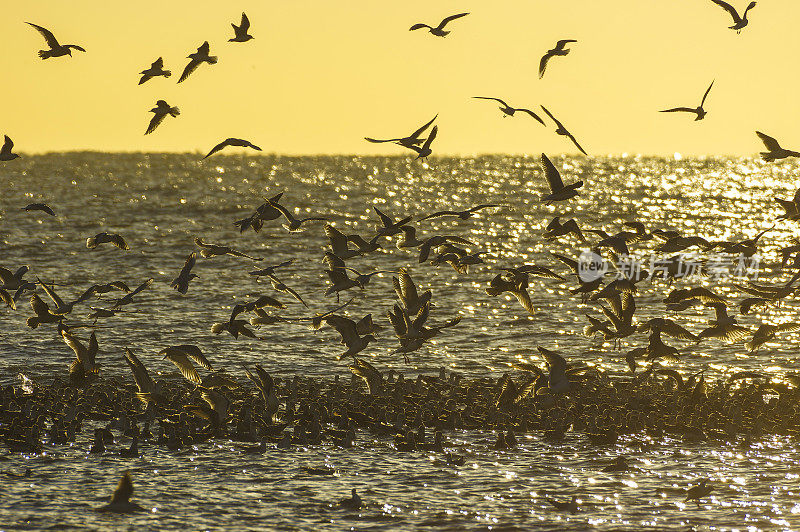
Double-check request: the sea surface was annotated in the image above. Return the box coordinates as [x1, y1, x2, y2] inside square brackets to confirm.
[1, 153, 800, 530]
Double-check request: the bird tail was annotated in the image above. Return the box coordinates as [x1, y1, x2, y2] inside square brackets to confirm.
[86, 236, 97, 249]
[170, 107, 180, 117]
[26, 317, 39, 329]
[208, 55, 218, 64]
[38, 50, 51, 60]
[163, 70, 172, 78]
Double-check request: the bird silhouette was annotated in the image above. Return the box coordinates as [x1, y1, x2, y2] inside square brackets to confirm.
[203, 138, 262, 159]
[540, 153, 583, 204]
[756, 131, 800, 162]
[26, 22, 85, 59]
[473, 97, 545, 125]
[660, 81, 714, 121]
[540, 106, 587, 155]
[229, 12, 254, 42]
[22, 203, 55, 216]
[539, 39, 577, 78]
[178, 41, 217, 83]
[0, 136, 20, 161]
[145, 100, 180, 135]
[138, 57, 171, 85]
[710, 0, 756, 32]
[365, 115, 437, 148]
[402, 125, 437, 160]
[409, 13, 469, 37]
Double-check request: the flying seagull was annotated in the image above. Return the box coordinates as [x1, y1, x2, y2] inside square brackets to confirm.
[756, 131, 800, 162]
[203, 138, 262, 159]
[473, 97, 545, 125]
[409, 13, 469, 37]
[540, 106, 587, 155]
[145, 100, 180, 135]
[402, 125, 437, 160]
[22, 203, 55, 216]
[540, 153, 582, 205]
[365, 115, 437, 148]
[539, 39, 576, 79]
[26, 22, 85, 59]
[660, 81, 714, 121]
[138, 57, 171, 85]
[229, 12, 254, 42]
[710, 0, 756, 33]
[0, 136, 20, 161]
[178, 41, 217, 83]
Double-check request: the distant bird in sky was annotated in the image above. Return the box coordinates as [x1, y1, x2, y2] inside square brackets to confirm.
[756, 131, 800, 162]
[86, 232, 130, 250]
[178, 41, 217, 83]
[145, 100, 180, 135]
[138, 57, 171, 85]
[229, 12, 254, 42]
[403, 125, 438, 160]
[540, 153, 582, 205]
[0, 135, 19, 161]
[472, 97, 545, 125]
[203, 138, 262, 159]
[22, 203, 55, 216]
[710, 0, 757, 33]
[660, 81, 714, 121]
[540, 106, 587, 155]
[409, 13, 469, 37]
[26, 22, 85, 59]
[365, 115, 437, 148]
[539, 39, 577, 79]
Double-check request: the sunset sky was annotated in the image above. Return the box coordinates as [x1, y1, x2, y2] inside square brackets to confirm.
[5, 0, 800, 156]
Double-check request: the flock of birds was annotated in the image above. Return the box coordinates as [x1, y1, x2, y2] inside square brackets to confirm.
[1, 0, 799, 518]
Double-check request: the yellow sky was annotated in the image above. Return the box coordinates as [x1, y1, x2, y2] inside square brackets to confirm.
[4, 0, 800, 156]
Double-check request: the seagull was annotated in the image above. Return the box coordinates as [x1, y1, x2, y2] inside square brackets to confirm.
[26, 22, 85, 59]
[539, 39, 577, 78]
[62, 328, 99, 382]
[540, 153, 582, 204]
[545, 495, 578, 512]
[373, 207, 413, 237]
[365, 115, 437, 148]
[22, 203, 55, 216]
[145, 100, 180, 135]
[0, 136, 20, 161]
[756, 131, 800, 162]
[160, 345, 212, 384]
[178, 41, 217, 83]
[111, 278, 153, 309]
[544, 216, 585, 242]
[229, 12, 254, 42]
[775, 188, 800, 220]
[540, 106, 587, 155]
[419, 204, 502, 222]
[710, 0, 756, 33]
[195, 237, 261, 260]
[338, 488, 363, 510]
[538, 347, 571, 393]
[684, 478, 712, 506]
[402, 125, 437, 160]
[746, 322, 800, 352]
[203, 138, 262, 159]
[472, 97, 545, 125]
[269, 199, 328, 231]
[138, 57, 171, 85]
[324, 315, 376, 359]
[96, 473, 145, 513]
[170, 252, 198, 294]
[661, 81, 714, 121]
[124, 348, 165, 405]
[249, 259, 294, 279]
[86, 232, 129, 250]
[409, 13, 469, 37]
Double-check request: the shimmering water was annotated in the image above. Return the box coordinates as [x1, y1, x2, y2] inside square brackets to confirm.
[1, 153, 800, 530]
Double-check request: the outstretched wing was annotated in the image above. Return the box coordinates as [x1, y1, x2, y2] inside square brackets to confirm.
[240, 12, 250, 31]
[756, 131, 782, 151]
[474, 96, 509, 107]
[409, 114, 438, 140]
[515, 108, 545, 125]
[178, 58, 201, 83]
[660, 107, 696, 114]
[145, 112, 165, 135]
[700, 80, 714, 107]
[203, 139, 229, 159]
[26, 22, 60, 48]
[540, 153, 565, 193]
[539, 52, 553, 78]
[710, 0, 741, 22]
[439, 12, 469, 29]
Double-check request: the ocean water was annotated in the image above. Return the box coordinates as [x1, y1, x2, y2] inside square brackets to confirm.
[1, 153, 800, 530]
